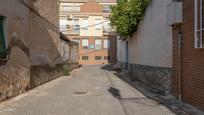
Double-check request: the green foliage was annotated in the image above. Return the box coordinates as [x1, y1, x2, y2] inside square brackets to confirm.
[110, 0, 151, 39]
[63, 65, 71, 76]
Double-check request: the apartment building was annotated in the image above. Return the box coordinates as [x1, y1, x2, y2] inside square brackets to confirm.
[60, 0, 117, 65]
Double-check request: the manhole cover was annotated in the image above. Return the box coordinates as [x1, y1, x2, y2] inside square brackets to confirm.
[73, 91, 90, 96]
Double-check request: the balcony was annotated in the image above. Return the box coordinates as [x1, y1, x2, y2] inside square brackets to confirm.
[60, 25, 80, 35]
[60, 7, 80, 13]
[102, 5, 112, 13]
[68, 29, 80, 35]
[103, 28, 112, 35]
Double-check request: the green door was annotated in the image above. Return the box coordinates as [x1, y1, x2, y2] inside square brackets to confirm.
[0, 16, 7, 58]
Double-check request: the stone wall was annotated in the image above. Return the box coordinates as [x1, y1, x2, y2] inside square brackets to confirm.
[30, 63, 78, 88]
[128, 63, 171, 95]
[118, 61, 171, 95]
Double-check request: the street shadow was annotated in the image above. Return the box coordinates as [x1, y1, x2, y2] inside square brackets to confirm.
[102, 64, 204, 115]
[108, 87, 129, 115]
[108, 87, 121, 99]
[101, 64, 122, 72]
[101, 64, 113, 71]
[111, 72, 182, 115]
[106, 67, 165, 115]
[108, 87, 160, 106]
[107, 86, 162, 115]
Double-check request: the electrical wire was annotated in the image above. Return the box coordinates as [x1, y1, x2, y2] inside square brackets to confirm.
[61, 20, 111, 31]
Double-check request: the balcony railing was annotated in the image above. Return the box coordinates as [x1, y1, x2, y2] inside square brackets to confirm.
[103, 28, 112, 35]
[60, 25, 80, 35]
[60, 7, 80, 13]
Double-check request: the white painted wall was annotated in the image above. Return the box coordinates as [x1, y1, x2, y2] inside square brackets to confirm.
[117, 0, 172, 68]
[80, 16, 103, 36]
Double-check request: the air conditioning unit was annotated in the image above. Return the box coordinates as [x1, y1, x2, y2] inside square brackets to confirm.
[167, 1, 183, 26]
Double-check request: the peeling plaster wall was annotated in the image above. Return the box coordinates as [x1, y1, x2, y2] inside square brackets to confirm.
[0, 0, 31, 101]
[0, 0, 78, 102]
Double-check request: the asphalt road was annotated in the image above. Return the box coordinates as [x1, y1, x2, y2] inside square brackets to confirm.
[0, 65, 175, 115]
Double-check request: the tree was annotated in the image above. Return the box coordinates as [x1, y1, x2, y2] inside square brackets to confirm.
[110, 0, 151, 39]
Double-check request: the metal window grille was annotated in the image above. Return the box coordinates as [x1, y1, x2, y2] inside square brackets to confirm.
[194, 0, 204, 48]
[95, 56, 102, 60]
[82, 56, 89, 60]
[0, 16, 7, 58]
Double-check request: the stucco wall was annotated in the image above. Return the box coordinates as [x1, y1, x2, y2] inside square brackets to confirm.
[29, 14, 63, 66]
[0, 0, 78, 102]
[33, 0, 60, 27]
[116, 0, 173, 95]
[117, 0, 172, 68]
[80, 16, 103, 37]
[0, 0, 31, 101]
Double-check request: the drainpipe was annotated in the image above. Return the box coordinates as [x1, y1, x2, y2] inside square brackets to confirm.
[178, 30, 182, 102]
[125, 40, 129, 70]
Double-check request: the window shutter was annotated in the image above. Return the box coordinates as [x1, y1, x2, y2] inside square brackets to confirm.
[0, 16, 7, 58]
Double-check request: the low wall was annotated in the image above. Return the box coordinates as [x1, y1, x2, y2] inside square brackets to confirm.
[118, 61, 172, 95]
[30, 63, 79, 88]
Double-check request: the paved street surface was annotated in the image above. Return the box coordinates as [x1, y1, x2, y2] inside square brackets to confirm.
[0, 65, 175, 115]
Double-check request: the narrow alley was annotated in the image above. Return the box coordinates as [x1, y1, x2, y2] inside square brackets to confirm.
[0, 65, 174, 115]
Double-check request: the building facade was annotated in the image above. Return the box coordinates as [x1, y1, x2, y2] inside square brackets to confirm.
[0, 0, 78, 102]
[171, 0, 204, 111]
[116, 0, 204, 111]
[60, 0, 117, 65]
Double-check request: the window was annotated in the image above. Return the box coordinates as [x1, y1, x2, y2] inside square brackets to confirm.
[60, 17, 68, 31]
[82, 56, 89, 60]
[104, 39, 110, 49]
[73, 18, 79, 26]
[82, 18, 88, 30]
[104, 56, 111, 60]
[0, 16, 7, 59]
[73, 38, 80, 45]
[95, 56, 102, 60]
[82, 38, 89, 49]
[73, 25, 80, 30]
[194, 0, 204, 48]
[95, 19, 102, 30]
[72, 18, 80, 31]
[95, 39, 101, 50]
[102, 5, 111, 13]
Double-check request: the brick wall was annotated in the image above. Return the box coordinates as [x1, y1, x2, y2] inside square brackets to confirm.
[172, 0, 204, 111]
[78, 36, 117, 65]
[80, 1, 103, 13]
